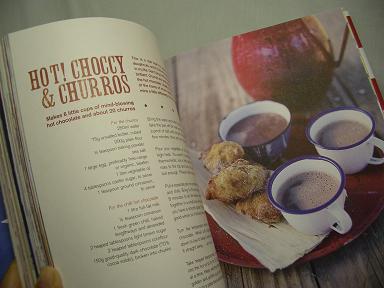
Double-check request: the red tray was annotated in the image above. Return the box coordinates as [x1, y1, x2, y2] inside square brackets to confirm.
[207, 116, 384, 268]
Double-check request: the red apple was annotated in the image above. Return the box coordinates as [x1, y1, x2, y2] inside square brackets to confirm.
[232, 16, 335, 111]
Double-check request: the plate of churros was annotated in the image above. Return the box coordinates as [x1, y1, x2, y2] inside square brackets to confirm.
[192, 111, 384, 269]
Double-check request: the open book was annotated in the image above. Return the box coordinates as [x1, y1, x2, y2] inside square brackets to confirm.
[1, 8, 383, 288]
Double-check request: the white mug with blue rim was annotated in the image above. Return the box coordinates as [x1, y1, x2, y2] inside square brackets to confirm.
[306, 107, 384, 174]
[268, 156, 352, 235]
[219, 100, 291, 164]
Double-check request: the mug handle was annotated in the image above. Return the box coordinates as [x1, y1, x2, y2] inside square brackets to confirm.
[368, 137, 384, 165]
[326, 191, 352, 234]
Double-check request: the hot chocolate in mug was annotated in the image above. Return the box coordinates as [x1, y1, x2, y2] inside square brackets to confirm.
[219, 100, 291, 165]
[268, 156, 352, 235]
[306, 107, 384, 174]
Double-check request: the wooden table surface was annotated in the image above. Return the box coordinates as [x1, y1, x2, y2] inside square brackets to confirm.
[166, 12, 384, 288]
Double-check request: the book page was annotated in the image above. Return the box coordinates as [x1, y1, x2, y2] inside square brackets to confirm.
[166, 8, 384, 272]
[7, 18, 224, 288]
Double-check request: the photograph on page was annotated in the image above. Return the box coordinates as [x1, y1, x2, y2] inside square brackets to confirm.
[166, 8, 384, 271]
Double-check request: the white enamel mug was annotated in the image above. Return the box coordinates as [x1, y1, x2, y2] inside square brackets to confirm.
[219, 100, 291, 165]
[267, 156, 352, 235]
[306, 107, 384, 174]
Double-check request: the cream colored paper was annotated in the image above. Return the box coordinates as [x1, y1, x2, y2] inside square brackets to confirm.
[8, 18, 225, 288]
